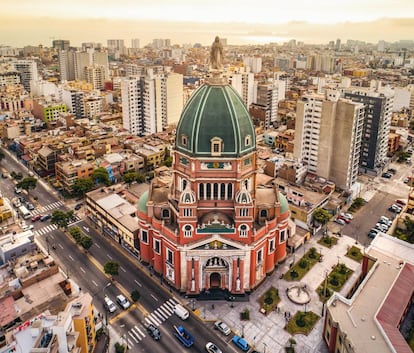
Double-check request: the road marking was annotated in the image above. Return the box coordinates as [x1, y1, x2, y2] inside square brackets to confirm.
[154, 308, 168, 321]
[150, 294, 158, 302]
[159, 304, 172, 316]
[92, 280, 98, 287]
[120, 266, 126, 273]
[69, 255, 74, 261]
[95, 243, 100, 248]
[147, 315, 161, 326]
[107, 254, 113, 259]
[131, 327, 145, 339]
[149, 313, 162, 325]
[135, 326, 145, 337]
[127, 338, 134, 348]
[80, 267, 85, 274]
[128, 331, 139, 343]
[134, 279, 142, 287]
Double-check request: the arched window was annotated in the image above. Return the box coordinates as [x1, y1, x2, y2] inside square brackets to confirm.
[183, 224, 193, 238]
[206, 183, 211, 199]
[162, 209, 170, 218]
[245, 134, 251, 146]
[260, 209, 268, 218]
[181, 135, 188, 146]
[210, 137, 223, 156]
[220, 183, 226, 199]
[227, 183, 233, 199]
[213, 183, 219, 199]
[239, 224, 248, 238]
[199, 183, 204, 199]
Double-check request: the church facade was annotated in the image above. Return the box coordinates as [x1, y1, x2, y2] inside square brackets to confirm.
[137, 45, 290, 295]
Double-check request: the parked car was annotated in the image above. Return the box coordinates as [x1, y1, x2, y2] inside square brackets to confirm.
[337, 216, 351, 224]
[116, 294, 131, 310]
[104, 296, 117, 313]
[389, 204, 402, 213]
[74, 202, 84, 210]
[32, 214, 42, 222]
[206, 342, 223, 353]
[22, 224, 34, 231]
[214, 321, 231, 336]
[14, 187, 22, 194]
[232, 335, 250, 352]
[27, 203, 35, 210]
[381, 172, 392, 179]
[339, 212, 353, 220]
[387, 168, 397, 174]
[395, 199, 406, 207]
[375, 223, 388, 232]
[368, 228, 379, 239]
[334, 218, 346, 225]
[147, 323, 161, 340]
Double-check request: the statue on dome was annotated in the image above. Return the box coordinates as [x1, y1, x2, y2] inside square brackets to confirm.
[210, 36, 223, 70]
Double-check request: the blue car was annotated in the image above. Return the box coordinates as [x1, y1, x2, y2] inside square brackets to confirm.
[232, 335, 250, 352]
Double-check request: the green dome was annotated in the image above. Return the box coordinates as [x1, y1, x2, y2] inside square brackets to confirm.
[175, 82, 256, 157]
[279, 192, 289, 214]
[138, 191, 149, 213]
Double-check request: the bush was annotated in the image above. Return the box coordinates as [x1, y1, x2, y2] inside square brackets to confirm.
[299, 260, 308, 269]
[290, 270, 298, 278]
[114, 342, 126, 353]
[240, 308, 250, 320]
[131, 289, 140, 302]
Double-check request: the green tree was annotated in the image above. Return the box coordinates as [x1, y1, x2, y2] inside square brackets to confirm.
[122, 171, 139, 186]
[69, 226, 82, 243]
[104, 261, 120, 278]
[92, 167, 111, 186]
[17, 176, 37, 195]
[312, 208, 331, 228]
[163, 156, 173, 167]
[80, 235, 93, 250]
[72, 178, 94, 196]
[51, 210, 73, 230]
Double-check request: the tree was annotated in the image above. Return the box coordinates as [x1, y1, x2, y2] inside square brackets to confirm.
[92, 167, 111, 186]
[163, 156, 173, 167]
[131, 289, 140, 302]
[80, 235, 93, 250]
[122, 171, 139, 186]
[312, 208, 331, 229]
[51, 210, 72, 230]
[17, 177, 37, 195]
[69, 226, 82, 243]
[104, 261, 119, 278]
[72, 178, 94, 197]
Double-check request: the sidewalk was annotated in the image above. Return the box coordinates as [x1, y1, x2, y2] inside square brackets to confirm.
[188, 234, 362, 353]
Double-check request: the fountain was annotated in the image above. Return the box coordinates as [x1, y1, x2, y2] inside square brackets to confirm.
[286, 284, 311, 305]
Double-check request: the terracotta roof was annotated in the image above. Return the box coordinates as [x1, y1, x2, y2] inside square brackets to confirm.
[0, 296, 16, 326]
[376, 263, 414, 353]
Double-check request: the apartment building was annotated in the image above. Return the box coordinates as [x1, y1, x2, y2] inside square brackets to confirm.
[14, 60, 38, 93]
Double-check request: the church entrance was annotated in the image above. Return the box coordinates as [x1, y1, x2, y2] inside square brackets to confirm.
[210, 273, 221, 288]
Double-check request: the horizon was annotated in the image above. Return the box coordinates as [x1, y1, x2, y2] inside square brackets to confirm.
[1, 0, 414, 48]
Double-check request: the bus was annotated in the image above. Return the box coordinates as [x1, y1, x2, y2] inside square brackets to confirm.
[18, 205, 31, 220]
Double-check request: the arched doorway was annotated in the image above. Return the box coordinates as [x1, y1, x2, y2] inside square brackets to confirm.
[210, 272, 221, 288]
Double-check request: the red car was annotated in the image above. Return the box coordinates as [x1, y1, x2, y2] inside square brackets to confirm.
[31, 214, 42, 222]
[338, 216, 351, 223]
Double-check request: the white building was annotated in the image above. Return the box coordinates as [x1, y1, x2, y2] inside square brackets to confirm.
[14, 60, 38, 92]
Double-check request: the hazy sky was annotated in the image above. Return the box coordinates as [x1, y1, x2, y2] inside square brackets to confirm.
[1, 0, 414, 47]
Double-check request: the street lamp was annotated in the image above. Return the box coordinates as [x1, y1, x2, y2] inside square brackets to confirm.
[337, 256, 340, 265]
[263, 342, 267, 353]
[45, 235, 50, 255]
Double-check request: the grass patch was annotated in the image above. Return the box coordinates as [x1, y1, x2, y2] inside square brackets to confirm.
[283, 247, 322, 281]
[317, 263, 354, 302]
[285, 311, 320, 336]
[317, 235, 338, 249]
[346, 245, 363, 263]
[258, 286, 281, 315]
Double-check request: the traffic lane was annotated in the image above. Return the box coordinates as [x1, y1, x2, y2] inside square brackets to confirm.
[342, 190, 400, 246]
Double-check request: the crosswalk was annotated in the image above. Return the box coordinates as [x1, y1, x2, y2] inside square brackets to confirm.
[31, 201, 64, 215]
[33, 215, 81, 236]
[125, 298, 178, 348]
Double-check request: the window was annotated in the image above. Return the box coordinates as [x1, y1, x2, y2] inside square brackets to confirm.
[162, 209, 170, 218]
[181, 135, 188, 146]
[268, 239, 275, 253]
[257, 249, 263, 264]
[239, 208, 248, 217]
[166, 248, 174, 265]
[183, 224, 193, 238]
[199, 183, 204, 199]
[184, 208, 192, 217]
[141, 230, 148, 243]
[245, 135, 251, 146]
[239, 224, 248, 238]
[280, 230, 286, 243]
[260, 209, 268, 218]
[211, 137, 223, 156]
[153, 239, 160, 254]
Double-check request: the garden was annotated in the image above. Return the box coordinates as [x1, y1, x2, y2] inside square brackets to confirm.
[346, 245, 363, 263]
[283, 247, 322, 281]
[285, 310, 320, 336]
[317, 263, 353, 302]
[317, 235, 338, 249]
[258, 286, 280, 315]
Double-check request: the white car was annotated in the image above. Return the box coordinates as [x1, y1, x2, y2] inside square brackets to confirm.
[206, 342, 223, 353]
[334, 218, 346, 225]
[116, 294, 131, 310]
[375, 223, 388, 232]
[214, 321, 231, 336]
[339, 212, 353, 220]
[104, 296, 117, 313]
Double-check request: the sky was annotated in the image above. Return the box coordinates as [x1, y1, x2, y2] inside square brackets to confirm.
[1, 0, 414, 47]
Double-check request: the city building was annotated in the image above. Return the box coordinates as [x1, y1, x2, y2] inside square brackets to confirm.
[294, 90, 365, 192]
[250, 82, 280, 129]
[137, 47, 291, 296]
[52, 39, 70, 51]
[323, 234, 414, 353]
[14, 60, 38, 93]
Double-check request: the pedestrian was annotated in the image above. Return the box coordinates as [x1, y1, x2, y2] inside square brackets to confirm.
[212, 304, 215, 310]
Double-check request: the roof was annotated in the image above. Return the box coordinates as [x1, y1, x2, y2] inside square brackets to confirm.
[175, 82, 256, 157]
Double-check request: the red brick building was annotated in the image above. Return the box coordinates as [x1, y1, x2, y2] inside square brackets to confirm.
[137, 72, 290, 296]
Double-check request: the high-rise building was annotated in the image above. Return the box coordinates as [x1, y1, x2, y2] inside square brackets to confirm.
[52, 39, 70, 51]
[62, 88, 85, 118]
[121, 70, 183, 135]
[131, 38, 140, 49]
[83, 65, 106, 90]
[59, 50, 76, 82]
[14, 60, 38, 92]
[227, 68, 255, 108]
[243, 56, 262, 73]
[344, 86, 394, 173]
[294, 90, 365, 191]
[74, 51, 91, 81]
[250, 82, 279, 129]
[107, 39, 125, 56]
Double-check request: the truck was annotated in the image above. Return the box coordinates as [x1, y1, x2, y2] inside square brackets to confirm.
[174, 325, 194, 347]
[18, 205, 31, 220]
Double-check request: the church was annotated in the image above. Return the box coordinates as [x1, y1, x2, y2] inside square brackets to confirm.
[137, 38, 290, 296]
